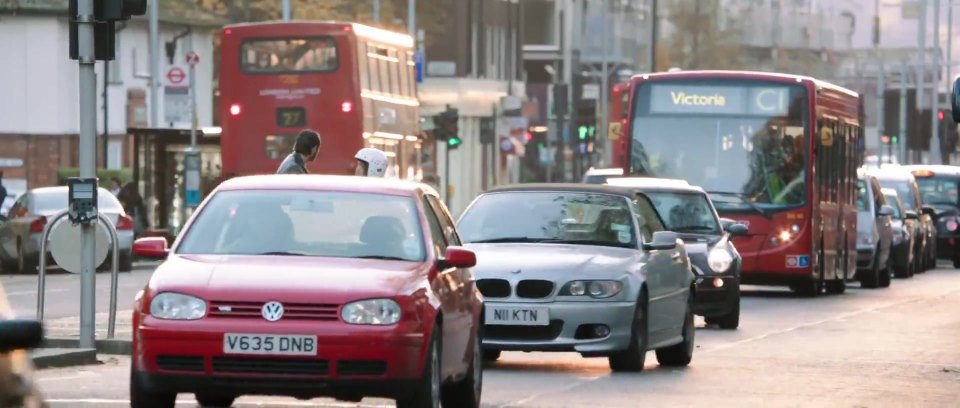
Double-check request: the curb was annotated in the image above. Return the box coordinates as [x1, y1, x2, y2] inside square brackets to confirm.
[42, 337, 133, 355]
[31, 348, 98, 369]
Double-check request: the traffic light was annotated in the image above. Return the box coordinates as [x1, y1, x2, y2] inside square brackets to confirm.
[433, 106, 461, 149]
[70, 0, 147, 61]
[576, 100, 597, 141]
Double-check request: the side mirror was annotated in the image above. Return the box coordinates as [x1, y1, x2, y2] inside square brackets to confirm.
[440, 246, 477, 269]
[905, 210, 920, 220]
[952, 75, 960, 123]
[719, 217, 734, 230]
[878, 205, 895, 217]
[0, 319, 44, 353]
[643, 231, 679, 251]
[921, 205, 937, 217]
[726, 223, 749, 236]
[133, 237, 169, 259]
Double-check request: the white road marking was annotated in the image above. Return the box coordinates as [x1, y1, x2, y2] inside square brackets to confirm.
[495, 374, 605, 408]
[7, 288, 68, 297]
[46, 399, 393, 407]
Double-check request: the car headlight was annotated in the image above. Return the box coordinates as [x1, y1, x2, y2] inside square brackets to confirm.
[149, 292, 206, 320]
[341, 299, 401, 325]
[707, 248, 733, 273]
[560, 280, 623, 298]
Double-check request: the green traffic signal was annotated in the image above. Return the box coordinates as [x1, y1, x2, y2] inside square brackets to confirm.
[448, 136, 462, 148]
[578, 126, 588, 140]
[891, 135, 898, 144]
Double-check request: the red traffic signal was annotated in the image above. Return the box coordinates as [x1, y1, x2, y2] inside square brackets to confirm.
[939, 110, 945, 121]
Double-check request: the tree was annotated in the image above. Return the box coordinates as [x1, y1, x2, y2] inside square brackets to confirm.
[658, 0, 745, 71]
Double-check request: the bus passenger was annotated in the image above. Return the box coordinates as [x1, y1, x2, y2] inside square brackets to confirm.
[276, 130, 321, 174]
[354, 148, 388, 177]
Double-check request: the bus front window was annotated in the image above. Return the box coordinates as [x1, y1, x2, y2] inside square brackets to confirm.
[630, 80, 809, 209]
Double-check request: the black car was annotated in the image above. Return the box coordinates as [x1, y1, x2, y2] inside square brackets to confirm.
[608, 177, 745, 329]
[904, 165, 960, 267]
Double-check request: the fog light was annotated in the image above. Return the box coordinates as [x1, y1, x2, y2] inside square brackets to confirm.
[713, 278, 724, 288]
[594, 325, 610, 338]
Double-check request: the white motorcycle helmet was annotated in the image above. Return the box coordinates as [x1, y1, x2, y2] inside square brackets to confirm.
[354, 147, 388, 177]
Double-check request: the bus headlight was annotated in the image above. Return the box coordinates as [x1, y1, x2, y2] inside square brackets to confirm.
[707, 248, 733, 273]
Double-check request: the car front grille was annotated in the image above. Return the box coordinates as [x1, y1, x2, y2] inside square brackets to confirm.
[212, 357, 330, 376]
[156, 355, 204, 372]
[516, 280, 554, 299]
[208, 301, 339, 321]
[337, 360, 388, 376]
[486, 320, 564, 341]
[477, 279, 511, 298]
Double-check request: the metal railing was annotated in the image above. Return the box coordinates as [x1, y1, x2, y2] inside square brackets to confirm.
[36, 210, 120, 339]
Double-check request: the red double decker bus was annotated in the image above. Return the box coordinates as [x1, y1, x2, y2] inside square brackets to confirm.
[219, 21, 422, 178]
[622, 71, 863, 296]
[608, 81, 632, 169]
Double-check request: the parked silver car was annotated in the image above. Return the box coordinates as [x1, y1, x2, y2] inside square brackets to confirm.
[0, 187, 134, 274]
[457, 184, 695, 372]
[855, 172, 894, 288]
[882, 188, 918, 278]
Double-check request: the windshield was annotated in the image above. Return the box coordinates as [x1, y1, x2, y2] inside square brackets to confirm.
[630, 80, 808, 211]
[457, 192, 637, 249]
[915, 176, 959, 207]
[856, 179, 869, 211]
[645, 192, 721, 235]
[33, 189, 123, 213]
[883, 194, 903, 218]
[877, 179, 919, 210]
[240, 37, 338, 74]
[177, 190, 425, 261]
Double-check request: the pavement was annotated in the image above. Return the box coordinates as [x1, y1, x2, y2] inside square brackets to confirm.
[9, 263, 960, 406]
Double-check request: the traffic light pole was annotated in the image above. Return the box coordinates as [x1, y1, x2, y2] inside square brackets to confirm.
[900, 59, 908, 164]
[75, 0, 98, 350]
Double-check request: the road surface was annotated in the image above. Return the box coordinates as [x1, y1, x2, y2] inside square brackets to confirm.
[8, 264, 960, 407]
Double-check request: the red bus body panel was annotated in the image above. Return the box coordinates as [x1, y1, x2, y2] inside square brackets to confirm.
[624, 71, 861, 287]
[219, 22, 421, 180]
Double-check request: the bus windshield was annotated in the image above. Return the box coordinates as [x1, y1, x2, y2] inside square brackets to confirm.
[630, 80, 809, 210]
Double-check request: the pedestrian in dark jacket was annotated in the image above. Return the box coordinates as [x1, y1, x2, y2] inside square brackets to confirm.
[276, 129, 321, 174]
[118, 182, 149, 236]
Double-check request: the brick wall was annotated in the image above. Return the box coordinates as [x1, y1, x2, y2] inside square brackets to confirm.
[0, 134, 134, 189]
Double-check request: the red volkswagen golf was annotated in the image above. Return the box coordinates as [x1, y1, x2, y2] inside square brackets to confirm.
[129, 175, 483, 408]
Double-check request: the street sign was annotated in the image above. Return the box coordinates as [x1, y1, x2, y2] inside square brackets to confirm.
[582, 84, 600, 100]
[49, 218, 110, 274]
[0, 158, 24, 167]
[414, 51, 424, 83]
[185, 51, 200, 66]
[166, 66, 186, 86]
[164, 86, 190, 124]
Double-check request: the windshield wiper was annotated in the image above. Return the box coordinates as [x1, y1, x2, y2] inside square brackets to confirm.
[256, 251, 307, 256]
[467, 237, 546, 244]
[355, 255, 410, 261]
[706, 191, 772, 219]
[673, 225, 717, 233]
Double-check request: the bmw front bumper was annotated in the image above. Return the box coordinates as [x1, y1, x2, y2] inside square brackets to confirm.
[481, 300, 636, 354]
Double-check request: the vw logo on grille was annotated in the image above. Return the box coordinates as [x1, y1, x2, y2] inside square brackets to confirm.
[261, 301, 284, 322]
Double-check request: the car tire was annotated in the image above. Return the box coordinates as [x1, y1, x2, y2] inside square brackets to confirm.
[440, 325, 482, 408]
[608, 291, 648, 372]
[195, 394, 236, 407]
[860, 249, 881, 289]
[482, 349, 501, 363]
[825, 277, 846, 295]
[791, 279, 822, 297]
[655, 296, 695, 367]
[705, 286, 740, 330]
[953, 256, 960, 269]
[129, 368, 176, 408]
[120, 251, 133, 272]
[893, 250, 911, 278]
[17, 241, 37, 274]
[396, 328, 441, 408]
[879, 258, 892, 288]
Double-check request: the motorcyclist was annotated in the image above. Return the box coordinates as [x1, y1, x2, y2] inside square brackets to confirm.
[355, 148, 388, 177]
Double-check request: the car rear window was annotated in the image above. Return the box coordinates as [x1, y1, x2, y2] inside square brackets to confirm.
[883, 194, 903, 218]
[240, 37, 338, 74]
[176, 190, 425, 261]
[856, 179, 869, 211]
[877, 179, 919, 210]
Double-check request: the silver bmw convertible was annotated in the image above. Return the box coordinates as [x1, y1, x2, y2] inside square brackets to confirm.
[457, 184, 696, 372]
